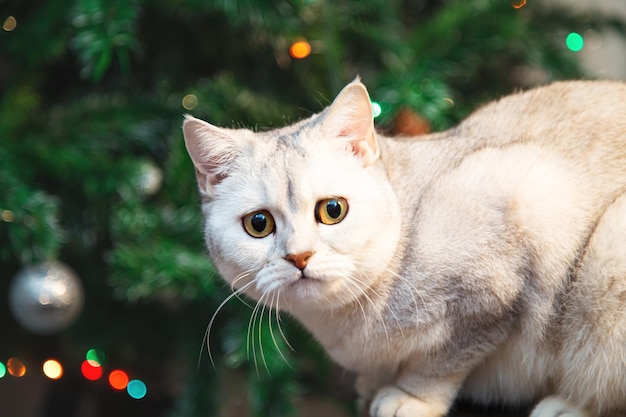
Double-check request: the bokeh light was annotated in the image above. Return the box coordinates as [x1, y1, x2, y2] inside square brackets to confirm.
[86, 348, 105, 365]
[0, 362, 6, 378]
[511, 0, 526, 9]
[1, 210, 15, 222]
[127, 379, 147, 399]
[109, 370, 129, 390]
[371, 101, 382, 118]
[43, 359, 63, 380]
[289, 40, 311, 59]
[182, 94, 198, 110]
[3, 16, 17, 32]
[81, 359, 103, 381]
[566, 32, 584, 52]
[7, 357, 26, 377]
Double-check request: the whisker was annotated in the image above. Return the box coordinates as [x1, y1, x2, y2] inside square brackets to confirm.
[247, 293, 267, 378]
[336, 277, 371, 342]
[351, 267, 406, 340]
[344, 273, 391, 348]
[231, 269, 255, 308]
[276, 292, 295, 352]
[258, 293, 271, 375]
[198, 277, 256, 370]
[353, 260, 430, 335]
[268, 292, 294, 368]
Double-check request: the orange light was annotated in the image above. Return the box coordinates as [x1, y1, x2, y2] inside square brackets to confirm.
[108, 370, 129, 390]
[7, 357, 26, 377]
[511, 0, 526, 9]
[289, 41, 311, 59]
[43, 359, 63, 380]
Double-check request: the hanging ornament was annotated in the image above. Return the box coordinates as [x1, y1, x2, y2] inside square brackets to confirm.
[134, 160, 163, 196]
[9, 261, 84, 334]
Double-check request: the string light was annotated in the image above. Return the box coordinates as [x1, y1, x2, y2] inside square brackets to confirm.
[42, 359, 63, 380]
[109, 370, 129, 390]
[127, 379, 147, 399]
[566, 32, 584, 52]
[81, 359, 103, 381]
[7, 357, 26, 377]
[289, 40, 311, 59]
[2, 348, 147, 401]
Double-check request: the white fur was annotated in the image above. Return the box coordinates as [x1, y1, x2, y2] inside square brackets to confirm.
[183, 80, 626, 417]
[530, 397, 589, 417]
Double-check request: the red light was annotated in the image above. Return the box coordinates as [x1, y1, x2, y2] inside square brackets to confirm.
[81, 360, 103, 381]
[108, 370, 129, 390]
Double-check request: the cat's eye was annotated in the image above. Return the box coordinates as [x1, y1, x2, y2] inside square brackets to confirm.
[315, 197, 349, 225]
[243, 210, 275, 238]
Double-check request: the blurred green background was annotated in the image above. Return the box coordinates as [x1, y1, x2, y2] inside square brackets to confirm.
[1, 1, 625, 416]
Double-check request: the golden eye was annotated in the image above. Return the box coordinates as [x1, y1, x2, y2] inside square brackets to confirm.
[315, 197, 349, 225]
[243, 210, 275, 238]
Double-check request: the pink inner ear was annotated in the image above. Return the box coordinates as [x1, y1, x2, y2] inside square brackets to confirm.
[338, 128, 352, 137]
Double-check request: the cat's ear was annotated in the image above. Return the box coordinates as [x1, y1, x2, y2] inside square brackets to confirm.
[182, 115, 241, 196]
[321, 79, 379, 166]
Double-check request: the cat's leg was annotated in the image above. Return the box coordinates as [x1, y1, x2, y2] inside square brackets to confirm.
[553, 192, 626, 416]
[369, 372, 464, 417]
[530, 396, 588, 417]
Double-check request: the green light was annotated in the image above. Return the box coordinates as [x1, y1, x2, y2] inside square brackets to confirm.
[371, 101, 382, 118]
[566, 32, 584, 52]
[127, 379, 147, 399]
[0, 362, 5, 378]
[86, 349, 105, 365]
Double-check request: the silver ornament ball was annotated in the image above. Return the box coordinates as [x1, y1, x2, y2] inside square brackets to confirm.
[9, 261, 84, 334]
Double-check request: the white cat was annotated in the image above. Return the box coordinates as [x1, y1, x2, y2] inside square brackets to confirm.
[183, 79, 626, 417]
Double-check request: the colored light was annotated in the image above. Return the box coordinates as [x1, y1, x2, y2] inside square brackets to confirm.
[86, 348, 105, 365]
[182, 94, 198, 110]
[0, 362, 5, 378]
[566, 32, 584, 52]
[43, 359, 63, 380]
[371, 101, 382, 118]
[127, 379, 147, 399]
[7, 358, 26, 377]
[3, 16, 17, 32]
[289, 41, 312, 59]
[81, 360, 103, 381]
[108, 370, 129, 390]
[1, 210, 15, 222]
[511, 0, 526, 9]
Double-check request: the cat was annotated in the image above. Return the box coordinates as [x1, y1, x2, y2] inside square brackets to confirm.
[182, 78, 626, 417]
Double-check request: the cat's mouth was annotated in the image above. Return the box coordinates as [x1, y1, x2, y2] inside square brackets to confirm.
[292, 271, 316, 282]
[287, 271, 324, 290]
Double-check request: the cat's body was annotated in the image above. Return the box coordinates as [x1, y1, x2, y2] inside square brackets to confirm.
[183, 80, 626, 417]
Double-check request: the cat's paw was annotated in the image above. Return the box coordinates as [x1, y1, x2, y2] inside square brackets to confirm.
[530, 396, 588, 417]
[370, 386, 447, 417]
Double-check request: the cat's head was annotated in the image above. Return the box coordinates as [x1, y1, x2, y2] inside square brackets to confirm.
[183, 80, 402, 310]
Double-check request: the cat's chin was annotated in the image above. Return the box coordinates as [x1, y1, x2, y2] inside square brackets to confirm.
[281, 273, 365, 310]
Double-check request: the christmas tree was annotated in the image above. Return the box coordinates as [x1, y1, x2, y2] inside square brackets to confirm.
[1, 1, 625, 416]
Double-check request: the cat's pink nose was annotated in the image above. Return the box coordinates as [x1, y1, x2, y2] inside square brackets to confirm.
[285, 251, 314, 271]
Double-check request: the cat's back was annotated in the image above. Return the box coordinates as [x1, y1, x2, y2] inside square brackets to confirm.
[383, 80, 626, 210]
[460, 80, 626, 159]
